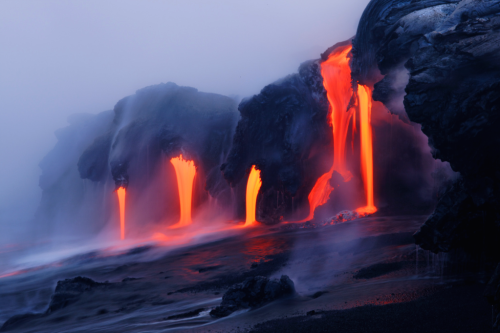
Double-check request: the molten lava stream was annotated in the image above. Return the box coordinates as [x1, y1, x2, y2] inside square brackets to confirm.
[116, 187, 126, 240]
[356, 85, 377, 215]
[170, 154, 196, 228]
[300, 45, 354, 222]
[244, 165, 262, 227]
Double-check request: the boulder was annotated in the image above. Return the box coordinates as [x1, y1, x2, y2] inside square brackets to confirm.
[210, 275, 295, 318]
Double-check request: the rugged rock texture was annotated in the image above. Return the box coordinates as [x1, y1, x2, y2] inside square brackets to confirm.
[210, 275, 295, 318]
[79, 82, 239, 201]
[353, 0, 500, 329]
[47, 277, 107, 313]
[221, 60, 332, 222]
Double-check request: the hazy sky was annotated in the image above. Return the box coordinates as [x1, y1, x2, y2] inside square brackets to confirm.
[0, 0, 370, 224]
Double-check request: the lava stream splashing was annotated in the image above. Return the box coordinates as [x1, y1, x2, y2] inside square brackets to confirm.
[244, 165, 262, 227]
[116, 187, 126, 240]
[300, 45, 354, 221]
[170, 154, 196, 228]
[356, 85, 377, 215]
[323, 45, 355, 182]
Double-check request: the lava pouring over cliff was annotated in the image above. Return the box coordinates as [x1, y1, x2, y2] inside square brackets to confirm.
[170, 155, 196, 228]
[116, 187, 126, 239]
[302, 44, 377, 221]
[244, 165, 262, 227]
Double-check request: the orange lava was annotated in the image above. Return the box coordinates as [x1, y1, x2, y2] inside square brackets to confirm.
[244, 165, 262, 227]
[357, 85, 377, 215]
[170, 155, 196, 228]
[300, 44, 377, 221]
[323, 45, 355, 182]
[301, 45, 354, 221]
[117, 187, 126, 240]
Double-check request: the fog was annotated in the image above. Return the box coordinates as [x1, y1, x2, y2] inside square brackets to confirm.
[0, 0, 369, 240]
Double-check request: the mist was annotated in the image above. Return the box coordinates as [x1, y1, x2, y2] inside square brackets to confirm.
[0, 0, 369, 241]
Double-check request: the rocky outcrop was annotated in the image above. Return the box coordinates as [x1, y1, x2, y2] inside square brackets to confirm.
[79, 82, 239, 201]
[353, 0, 500, 329]
[1, 277, 107, 331]
[210, 275, 295, 318]
[221, 60, 333, 222]
[354, 0, 500, 256]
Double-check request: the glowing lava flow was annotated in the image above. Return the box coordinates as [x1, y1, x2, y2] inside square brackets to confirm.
[170, 154, 196, 228]
[300, 45, 377, 221]
[244, 165, 262, 227]
[116, 187, 126, 240]
[301, 45, 354, 221]
[356, 85, 377, 215]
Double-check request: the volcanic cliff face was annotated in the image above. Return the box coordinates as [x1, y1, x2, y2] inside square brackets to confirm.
[221, 60, 333, 223]
[352, 0, 500, 328]
[36, 83, 239, 236]
[78, 82, 239, 206]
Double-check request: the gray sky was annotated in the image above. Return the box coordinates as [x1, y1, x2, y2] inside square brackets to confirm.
[0, 0, 369, 224]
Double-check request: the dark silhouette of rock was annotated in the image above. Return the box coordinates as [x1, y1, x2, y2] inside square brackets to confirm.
[221, 60, 332, 223]
[353, 0, 500, 329]
[48, 276, 106, 313]
[210, 275, 295, 318]
[78, 82, 239, 206]
[0, 277, 107, 331]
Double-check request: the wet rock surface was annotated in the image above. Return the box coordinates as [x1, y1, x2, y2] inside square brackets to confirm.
[210, 275, 295, 318]
[1, 277, 110, 331]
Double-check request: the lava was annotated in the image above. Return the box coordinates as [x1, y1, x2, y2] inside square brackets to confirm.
[244, 165, 262, 227]
[117, 187, 126, 240]
[357, 85, 377, 215]
[170, 154, 196, 228]
[323, 45, 355, 182]
[301, 45, 355, 221]
[301, 44, 377, 221]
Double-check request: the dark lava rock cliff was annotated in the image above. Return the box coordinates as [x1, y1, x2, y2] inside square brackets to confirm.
[352, 0, 500, 329]
[79, 82, 239, 202]
[210, 275, 295, 318]
[221, 60, 332, 223]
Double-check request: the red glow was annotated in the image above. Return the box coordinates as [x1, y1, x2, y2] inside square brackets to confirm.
[170, 155, 196, 228]
[301, 45, 354, 221]
[117, 187, 126, 240]
[323, 45, 355, 182]
[300, 44, 377, 221]
[244, 165, 262, 227]
[357, 85, 377, 215]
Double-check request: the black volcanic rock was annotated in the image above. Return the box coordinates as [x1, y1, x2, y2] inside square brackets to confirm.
[221, 60, 332, 222]
[354, 0, 500, 258]
[47, 276, 106, 313]
[353, 0, 500, 329]
[0, 277, 107, 331]
[404, 10, 500, 257]
[78, 82, 239, 203]
[210, 275, 295, 318]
